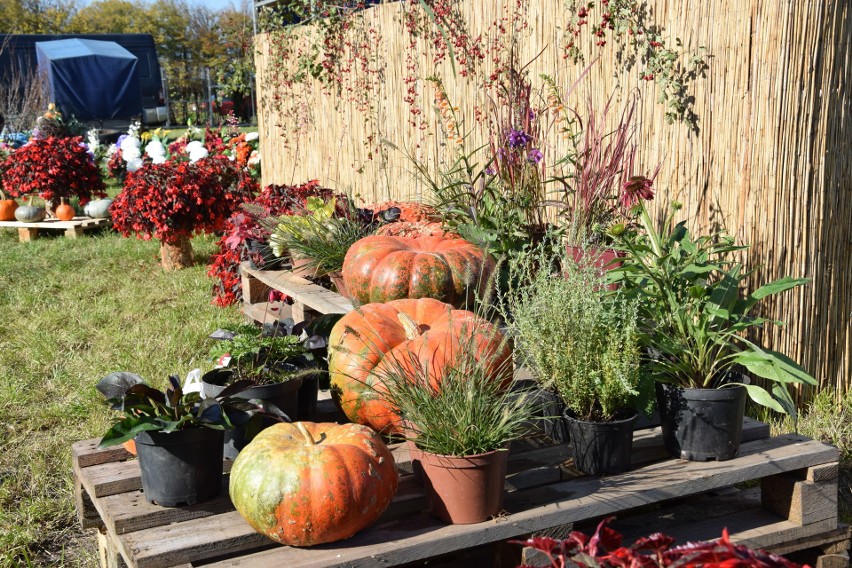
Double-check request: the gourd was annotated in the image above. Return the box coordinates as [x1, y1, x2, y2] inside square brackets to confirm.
[0, 190, 18, 221]
[55, 202, 76, 221]
[84, 198, 113, 219]
[328, 298, 512, 433]
[229, 422, 398, 546]
[341, 235, 493, 308]
[14, 205, 46, 223]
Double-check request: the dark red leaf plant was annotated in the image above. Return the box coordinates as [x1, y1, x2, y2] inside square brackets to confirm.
[111, 155, 244, 270]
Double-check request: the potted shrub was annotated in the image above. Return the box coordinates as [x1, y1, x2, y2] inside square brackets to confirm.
[1, 135, 106, 219]
[96, 371, 259, 507]
[613, 202, 818, 461]
[369, 321, 533, 524]
[205, 323, 320, 458]
[110, 156, 243, 270]
[505, 246, 651, 475]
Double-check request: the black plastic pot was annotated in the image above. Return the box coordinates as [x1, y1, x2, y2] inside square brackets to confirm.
[563, 410, 637, 475]
[134, 428, 224, 507]
[245, 239, 285, 271]
[655, 382, 747, 461]
[533, 388, 570, 443]
[202, 368, 302, 459]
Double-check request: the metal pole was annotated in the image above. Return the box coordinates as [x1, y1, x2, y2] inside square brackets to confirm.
[206, 67, 213, 126]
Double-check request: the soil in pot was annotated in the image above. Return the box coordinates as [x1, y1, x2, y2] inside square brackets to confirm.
[134, 428, 224, 507]
[564, 410, 637, 476]
[655, 382, 747, 461]
[202, 368, 302, 459]
[410, 446, 508, 524]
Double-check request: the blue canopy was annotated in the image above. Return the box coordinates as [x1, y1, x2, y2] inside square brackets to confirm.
[36, 38, 142, 121]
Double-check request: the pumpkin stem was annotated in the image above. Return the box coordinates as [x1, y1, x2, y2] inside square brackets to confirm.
[397, 312, 421, 340]
[296, 422, 317, 446]
[28, 195, 33, 207]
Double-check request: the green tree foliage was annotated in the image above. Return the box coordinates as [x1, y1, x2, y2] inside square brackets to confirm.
[0, 0, 77, 33]
[67, 0, 149, 34]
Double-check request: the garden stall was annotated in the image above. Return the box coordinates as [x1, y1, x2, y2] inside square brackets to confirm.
[252, 0, 851, 403]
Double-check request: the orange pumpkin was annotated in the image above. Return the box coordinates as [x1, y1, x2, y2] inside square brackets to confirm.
[328, 298, 512, 433]
[55, 202, 76, 221]
[342, 235, 493, 308]
[0, 192, 18, 221]
[229, 422, 398, 546]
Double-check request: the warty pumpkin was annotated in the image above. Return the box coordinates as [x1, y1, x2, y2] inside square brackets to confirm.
[229, 422, 397, 546]
[341, 235, 493, 308]
[328, 298, 513, 434]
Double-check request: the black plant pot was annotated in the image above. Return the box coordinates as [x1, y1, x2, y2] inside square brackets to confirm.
[202, 368, 302, 459]
[563, 410, 637, 476]
[297, 373, 319, 420]
[135, 428, 224, 507]
[655, 382, 747, 461]
[245, 239, 285, 271]
[533, 388, 570, 443]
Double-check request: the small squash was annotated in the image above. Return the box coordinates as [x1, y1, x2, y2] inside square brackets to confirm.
[229, 422, 398, 546]
[55, 201, 76, 221]
[0, 191, 18, 221]
[341, 235, 493, 308]
[14, 205, 46, 223]
[84, 198, 113, 219]
[328, 298, 512, 433]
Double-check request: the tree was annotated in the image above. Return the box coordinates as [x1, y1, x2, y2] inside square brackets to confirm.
[0, 0, 77, 34]
[67, 0, 149, 34]
[214, 2, 256, 119]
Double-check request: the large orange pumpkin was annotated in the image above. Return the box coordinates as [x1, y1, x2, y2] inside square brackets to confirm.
[229, 422, 397, 546]
[328, 298, 512, 434]
[55, 202, 76, 221]
[0, 191, 18, 221]
[342, 235, 493, 308]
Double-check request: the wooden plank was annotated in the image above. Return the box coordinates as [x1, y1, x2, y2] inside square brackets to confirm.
[768, 524, 851, 555]
[240, 270, 271, 305]
[97, 528, 129, 568]
[0, 216, 110, 230]
[138, 436, 838, 568]
[72, 439, 132, 469]
[241, 301, 291, 325]
[241, 262, 354, 314]
[75, 475, 104, 530]
[17, 227, 35, 241]
[806, 462, 840, 482]
[816, 552, 850, 568]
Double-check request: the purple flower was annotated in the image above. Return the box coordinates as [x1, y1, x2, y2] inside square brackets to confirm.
[484, 166, 496, 176]
[506, 129, 532, 149]
[527, 148, 543, 164]
[116, 134, 128, 149]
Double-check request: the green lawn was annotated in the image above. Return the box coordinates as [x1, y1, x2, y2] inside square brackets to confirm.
[0, 227, 243, 566]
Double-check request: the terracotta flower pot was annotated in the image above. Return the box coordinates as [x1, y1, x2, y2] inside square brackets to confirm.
[410, 445, 508, 524]
[565, 245, 625, 290]
[329, 272, 352, 299]
[290, 256, 319, 279]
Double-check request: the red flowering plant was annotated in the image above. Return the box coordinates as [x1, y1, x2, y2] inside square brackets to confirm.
[207, 180, 339, 306]
[514, 517, 806, 568]
[1, 136, 106, 210]
[111, 155, 244, 270]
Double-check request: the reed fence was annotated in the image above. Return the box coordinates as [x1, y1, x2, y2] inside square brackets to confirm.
[254, 0, 851, 402]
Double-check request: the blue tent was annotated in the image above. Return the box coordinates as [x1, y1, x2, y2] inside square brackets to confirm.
[36, 38, 142, 121]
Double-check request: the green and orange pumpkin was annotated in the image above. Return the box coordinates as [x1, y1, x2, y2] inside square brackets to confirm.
[341, 235, 493, 308]
[229, 421, 398, 546]
[328, 298, 512, 434]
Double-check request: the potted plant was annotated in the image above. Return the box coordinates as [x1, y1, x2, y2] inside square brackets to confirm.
[96, 371, 259, 507]
[613, 202, 818, 461]
[205, 323, 320, 458]
[110, 156, 243, 270]
[1, 135, 106, 219]
[504, 245, 652, 475]
[367, 315, 532, 524]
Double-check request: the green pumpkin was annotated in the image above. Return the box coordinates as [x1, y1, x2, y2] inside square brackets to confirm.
[14, 206, 46, 223]
[84, 198, 113, 219]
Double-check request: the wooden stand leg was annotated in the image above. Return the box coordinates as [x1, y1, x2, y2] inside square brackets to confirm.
[74, 477, 103, 530]
[761, 463, 839, 526]
[240, 270, 271, 304]
[17, 227, 37, 242]
[65, 226, 84, 239]
[97, 528, 128, 568]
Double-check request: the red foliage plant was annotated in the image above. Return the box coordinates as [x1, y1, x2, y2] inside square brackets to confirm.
[207, 180, 337, 307]
[111, 155, 243, 245]
[1, 136, 106, 206]
[514, 517, 806, 568]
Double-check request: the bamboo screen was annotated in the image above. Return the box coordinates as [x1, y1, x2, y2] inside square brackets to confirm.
[255, 0, 851, 401]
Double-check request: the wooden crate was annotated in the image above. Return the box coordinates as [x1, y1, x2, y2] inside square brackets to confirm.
[239, 262, 354, 325]
[73, 417, 847, 568]
[0, 216, 111, 242]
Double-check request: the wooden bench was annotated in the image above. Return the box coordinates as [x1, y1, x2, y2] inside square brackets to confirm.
[0, 216, 111, 242]
[239, 262, 354, 325]
[73, 416, 849, 568]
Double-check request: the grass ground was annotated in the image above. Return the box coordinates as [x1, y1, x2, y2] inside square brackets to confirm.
[0, 227, 243, 566]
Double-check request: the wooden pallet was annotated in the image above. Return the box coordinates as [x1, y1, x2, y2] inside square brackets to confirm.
[240, 261, 354, 325]
[73, 417, 846, 568]
[0, 216, 111, 242]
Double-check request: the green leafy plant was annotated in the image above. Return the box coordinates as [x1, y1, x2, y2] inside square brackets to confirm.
[612, 203, 817, 416]
[503, 244, 651, 422]
[208, 325, 313, 386]
[96, 372, 257, 447]
[371, 327, 534, 457]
